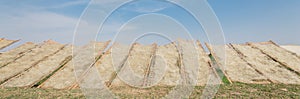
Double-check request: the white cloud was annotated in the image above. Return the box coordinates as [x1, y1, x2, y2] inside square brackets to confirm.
[0, 11, 79, 43]
[0, 0, 191, 45]
[90, 0, 126, 5]
[121, 5, 169, 13]
[0, 1, 84, 44]
[47, 0, 89, 9]
[118, 0, 172, 13]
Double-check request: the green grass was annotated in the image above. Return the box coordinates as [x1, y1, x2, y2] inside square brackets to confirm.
[1, 83, 299, 98]
[0, 87, 84, 99]
[208, 54, 231, 84]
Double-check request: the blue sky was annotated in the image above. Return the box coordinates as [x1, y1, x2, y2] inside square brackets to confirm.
[209, 0, 300, 45]
[1, 0, 300, 46]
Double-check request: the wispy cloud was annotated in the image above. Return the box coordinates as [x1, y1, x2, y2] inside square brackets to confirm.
[0, 1, 87, 44]
[46, 0, 89, 9]
[0, 11, 78, 43]
[119, 0, 172, 13]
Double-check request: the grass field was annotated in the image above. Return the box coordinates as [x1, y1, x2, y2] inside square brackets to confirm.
[0, 83, 299, 98]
